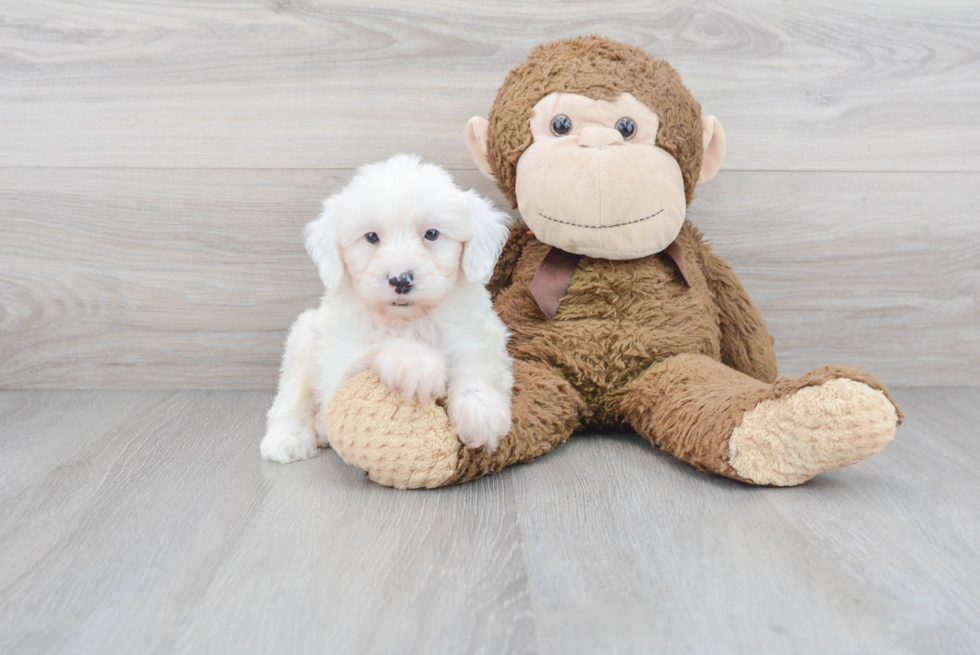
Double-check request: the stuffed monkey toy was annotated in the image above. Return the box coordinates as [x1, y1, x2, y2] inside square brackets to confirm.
[325, 36, 902, 489]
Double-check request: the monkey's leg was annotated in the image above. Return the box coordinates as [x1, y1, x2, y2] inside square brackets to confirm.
[326, 359, 584, 489]
[608, 354, 901, 485]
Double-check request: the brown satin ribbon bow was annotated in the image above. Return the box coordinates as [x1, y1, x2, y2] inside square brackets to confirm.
[529, 241, 690, 320]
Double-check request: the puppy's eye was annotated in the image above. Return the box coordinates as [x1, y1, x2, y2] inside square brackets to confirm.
[365, 232, 379, 244]
[615, 117, 636, 140]
[551, 114, 572, 136]
[424, 229, 440, 241]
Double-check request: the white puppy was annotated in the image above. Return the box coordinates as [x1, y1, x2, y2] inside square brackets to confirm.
[260, 154, 514, 464]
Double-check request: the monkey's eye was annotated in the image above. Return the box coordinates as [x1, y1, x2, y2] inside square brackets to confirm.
[551, 114, 572, 136]
[424, 229, 440, 241]
[615, 117, 636, 140]
[365, 232, 379, 244]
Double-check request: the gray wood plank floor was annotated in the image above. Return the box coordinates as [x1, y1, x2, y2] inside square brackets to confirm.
[0, 388, 977, 654]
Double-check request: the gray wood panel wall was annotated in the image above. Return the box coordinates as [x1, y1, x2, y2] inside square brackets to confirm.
[1, 0, 978, 388]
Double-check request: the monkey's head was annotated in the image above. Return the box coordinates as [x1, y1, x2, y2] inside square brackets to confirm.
[465, 36, 725, 260]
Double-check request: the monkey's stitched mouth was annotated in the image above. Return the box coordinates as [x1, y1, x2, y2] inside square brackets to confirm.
[538, 209, 663, 229]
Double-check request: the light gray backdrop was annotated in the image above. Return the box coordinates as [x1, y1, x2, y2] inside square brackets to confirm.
[1, 0, 978, 388]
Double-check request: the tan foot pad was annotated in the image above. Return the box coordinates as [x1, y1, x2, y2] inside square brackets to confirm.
[729, 378, 898, 486]
[325, 371, 460, 489]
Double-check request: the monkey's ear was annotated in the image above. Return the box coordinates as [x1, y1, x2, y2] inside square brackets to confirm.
[698, 115, 726, 184]
[303, 202, 344, 290]
[461, 190, 511, 284]
[465, 116, 495, 181]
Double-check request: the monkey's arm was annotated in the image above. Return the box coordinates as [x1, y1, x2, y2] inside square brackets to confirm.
[488, 222, 530, 301]
[699, 243, 778, 384]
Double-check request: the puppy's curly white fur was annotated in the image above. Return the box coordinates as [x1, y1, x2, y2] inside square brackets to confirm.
[261, 154, 514, 464]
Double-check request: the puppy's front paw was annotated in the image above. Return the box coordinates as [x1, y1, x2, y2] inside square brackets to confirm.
[371, 342, 448, 404]
[448, 387, 511, 452]
[260, 422, 318, 463]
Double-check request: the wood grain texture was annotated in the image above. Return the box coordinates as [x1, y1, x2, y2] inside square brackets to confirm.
[2, 4, 976, 650]
[1, 0, 978, 171]
[0, 168, 328, 389]
[1, 168, 977, 389]
[0, 388, 977, 654]
[0, 391, 535, 655]
[510, 386, 980, 654]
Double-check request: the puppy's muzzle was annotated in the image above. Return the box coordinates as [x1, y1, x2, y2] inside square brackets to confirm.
[388, 271, 414, 295]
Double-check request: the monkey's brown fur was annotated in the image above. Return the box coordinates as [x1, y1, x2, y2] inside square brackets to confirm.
[448, 220, 901, 485]
[326, 36, 902, 488]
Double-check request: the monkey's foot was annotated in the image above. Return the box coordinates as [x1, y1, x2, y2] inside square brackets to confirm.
[728, 373, 900, 486]
[325, 371, 460, 489]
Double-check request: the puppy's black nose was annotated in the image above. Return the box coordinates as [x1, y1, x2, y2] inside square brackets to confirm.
[388, 272, 414, 294]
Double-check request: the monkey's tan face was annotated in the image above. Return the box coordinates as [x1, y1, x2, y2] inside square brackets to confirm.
[515, 92, 687, 260]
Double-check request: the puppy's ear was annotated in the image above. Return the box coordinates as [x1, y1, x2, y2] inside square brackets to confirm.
[304, 202, 344, 290]
[461, 190, 511, 284]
